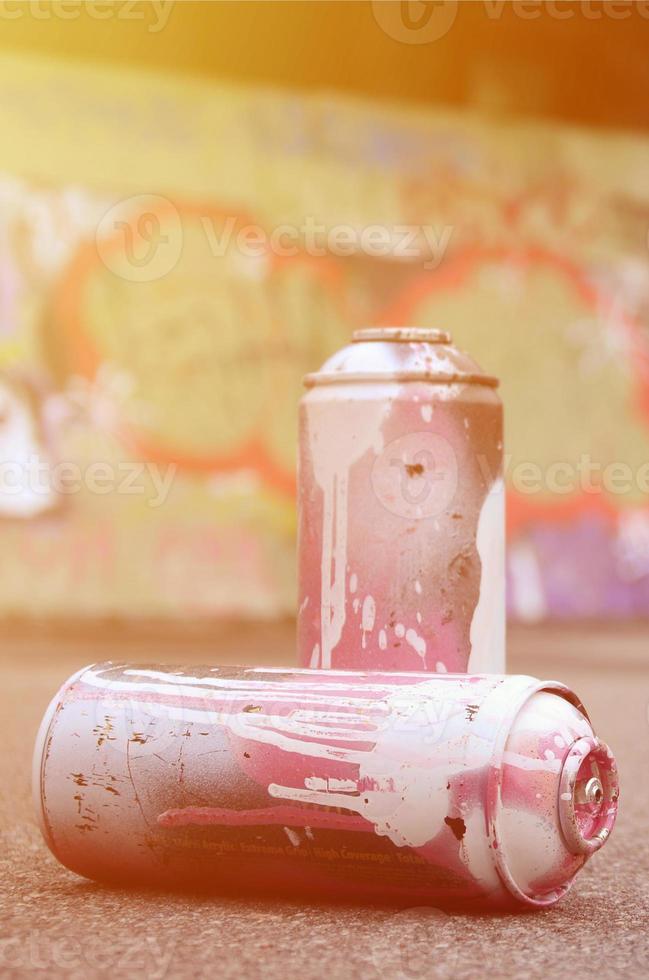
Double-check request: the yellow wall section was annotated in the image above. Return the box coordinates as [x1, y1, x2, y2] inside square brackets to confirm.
[0, 8, 648, 618]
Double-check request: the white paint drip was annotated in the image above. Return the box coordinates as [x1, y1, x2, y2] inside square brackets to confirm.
[79, 669, 599, 894]
[261, 710, 492, 853]
[361, 595, 376, 649]
[508, 540, 547, 623]
[420, 404, 433, 423]
[395, 623, 405, 638]
[112, 671, 483, 855]
[349, 573, 358, 594]
[468, 478, 506, 673]
[457, 810, 500, 890]
[306, 776, 360, 793]
[378, 629, 387, 650]
[306, 390, 387, 667]
[405, 628, 427, 659]
[90, 669, 397, 712]
[414, 580, 422, 595]
[305, 777, 327, 791]
[498, 806, 563, 896]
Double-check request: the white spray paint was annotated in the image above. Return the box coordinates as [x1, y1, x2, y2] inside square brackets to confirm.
[78, 668, 599, 899]
[468, 478, 506, 672]
[361, 595, 376, 649]
[498, 806, 564, 895]
[405, 628, 426, 659]
[508, 540, 547, 622]
[261, 685, 484, 850]
[305, 387, 388, 667]
[457, 810, 500, 890]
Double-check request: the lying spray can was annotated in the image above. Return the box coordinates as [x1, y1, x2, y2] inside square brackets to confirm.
[297, 327, 503, 674]
[34, 663, 617, 909]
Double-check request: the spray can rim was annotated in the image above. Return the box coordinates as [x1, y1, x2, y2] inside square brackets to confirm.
[485, 678, 619, 907]
[303, 327, 500, 389]
[557, 735, 619, 856]
[304, 370, 499, 388]
[352, 327, 452, 344]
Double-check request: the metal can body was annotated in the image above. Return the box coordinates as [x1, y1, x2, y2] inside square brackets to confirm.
[297, 328, 504, 674]
[34, 663, 617, 909]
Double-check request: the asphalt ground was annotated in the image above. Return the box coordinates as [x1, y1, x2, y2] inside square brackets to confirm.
[1, 622, 647, 980]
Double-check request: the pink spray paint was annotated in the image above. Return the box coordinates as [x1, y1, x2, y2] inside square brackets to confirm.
[297, 328, 504, 674]
[34, 662, 618, 909]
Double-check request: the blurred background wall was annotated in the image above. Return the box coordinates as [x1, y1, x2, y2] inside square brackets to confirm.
[1, 0, 649, 622]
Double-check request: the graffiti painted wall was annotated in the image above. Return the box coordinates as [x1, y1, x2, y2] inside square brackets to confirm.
[0, 51, 648, 619]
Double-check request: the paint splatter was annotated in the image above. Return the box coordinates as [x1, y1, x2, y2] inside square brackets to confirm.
[405, 628, 426, 659]
[361, 595, 376, 648]
[284, 827, 300, 847]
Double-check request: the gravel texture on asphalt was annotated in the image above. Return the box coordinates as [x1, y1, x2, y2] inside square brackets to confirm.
[1, 623, 647, 980]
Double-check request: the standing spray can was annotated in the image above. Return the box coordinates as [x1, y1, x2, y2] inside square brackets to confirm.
[34, 662, 618, 909]
[298, 328, 504, 673]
